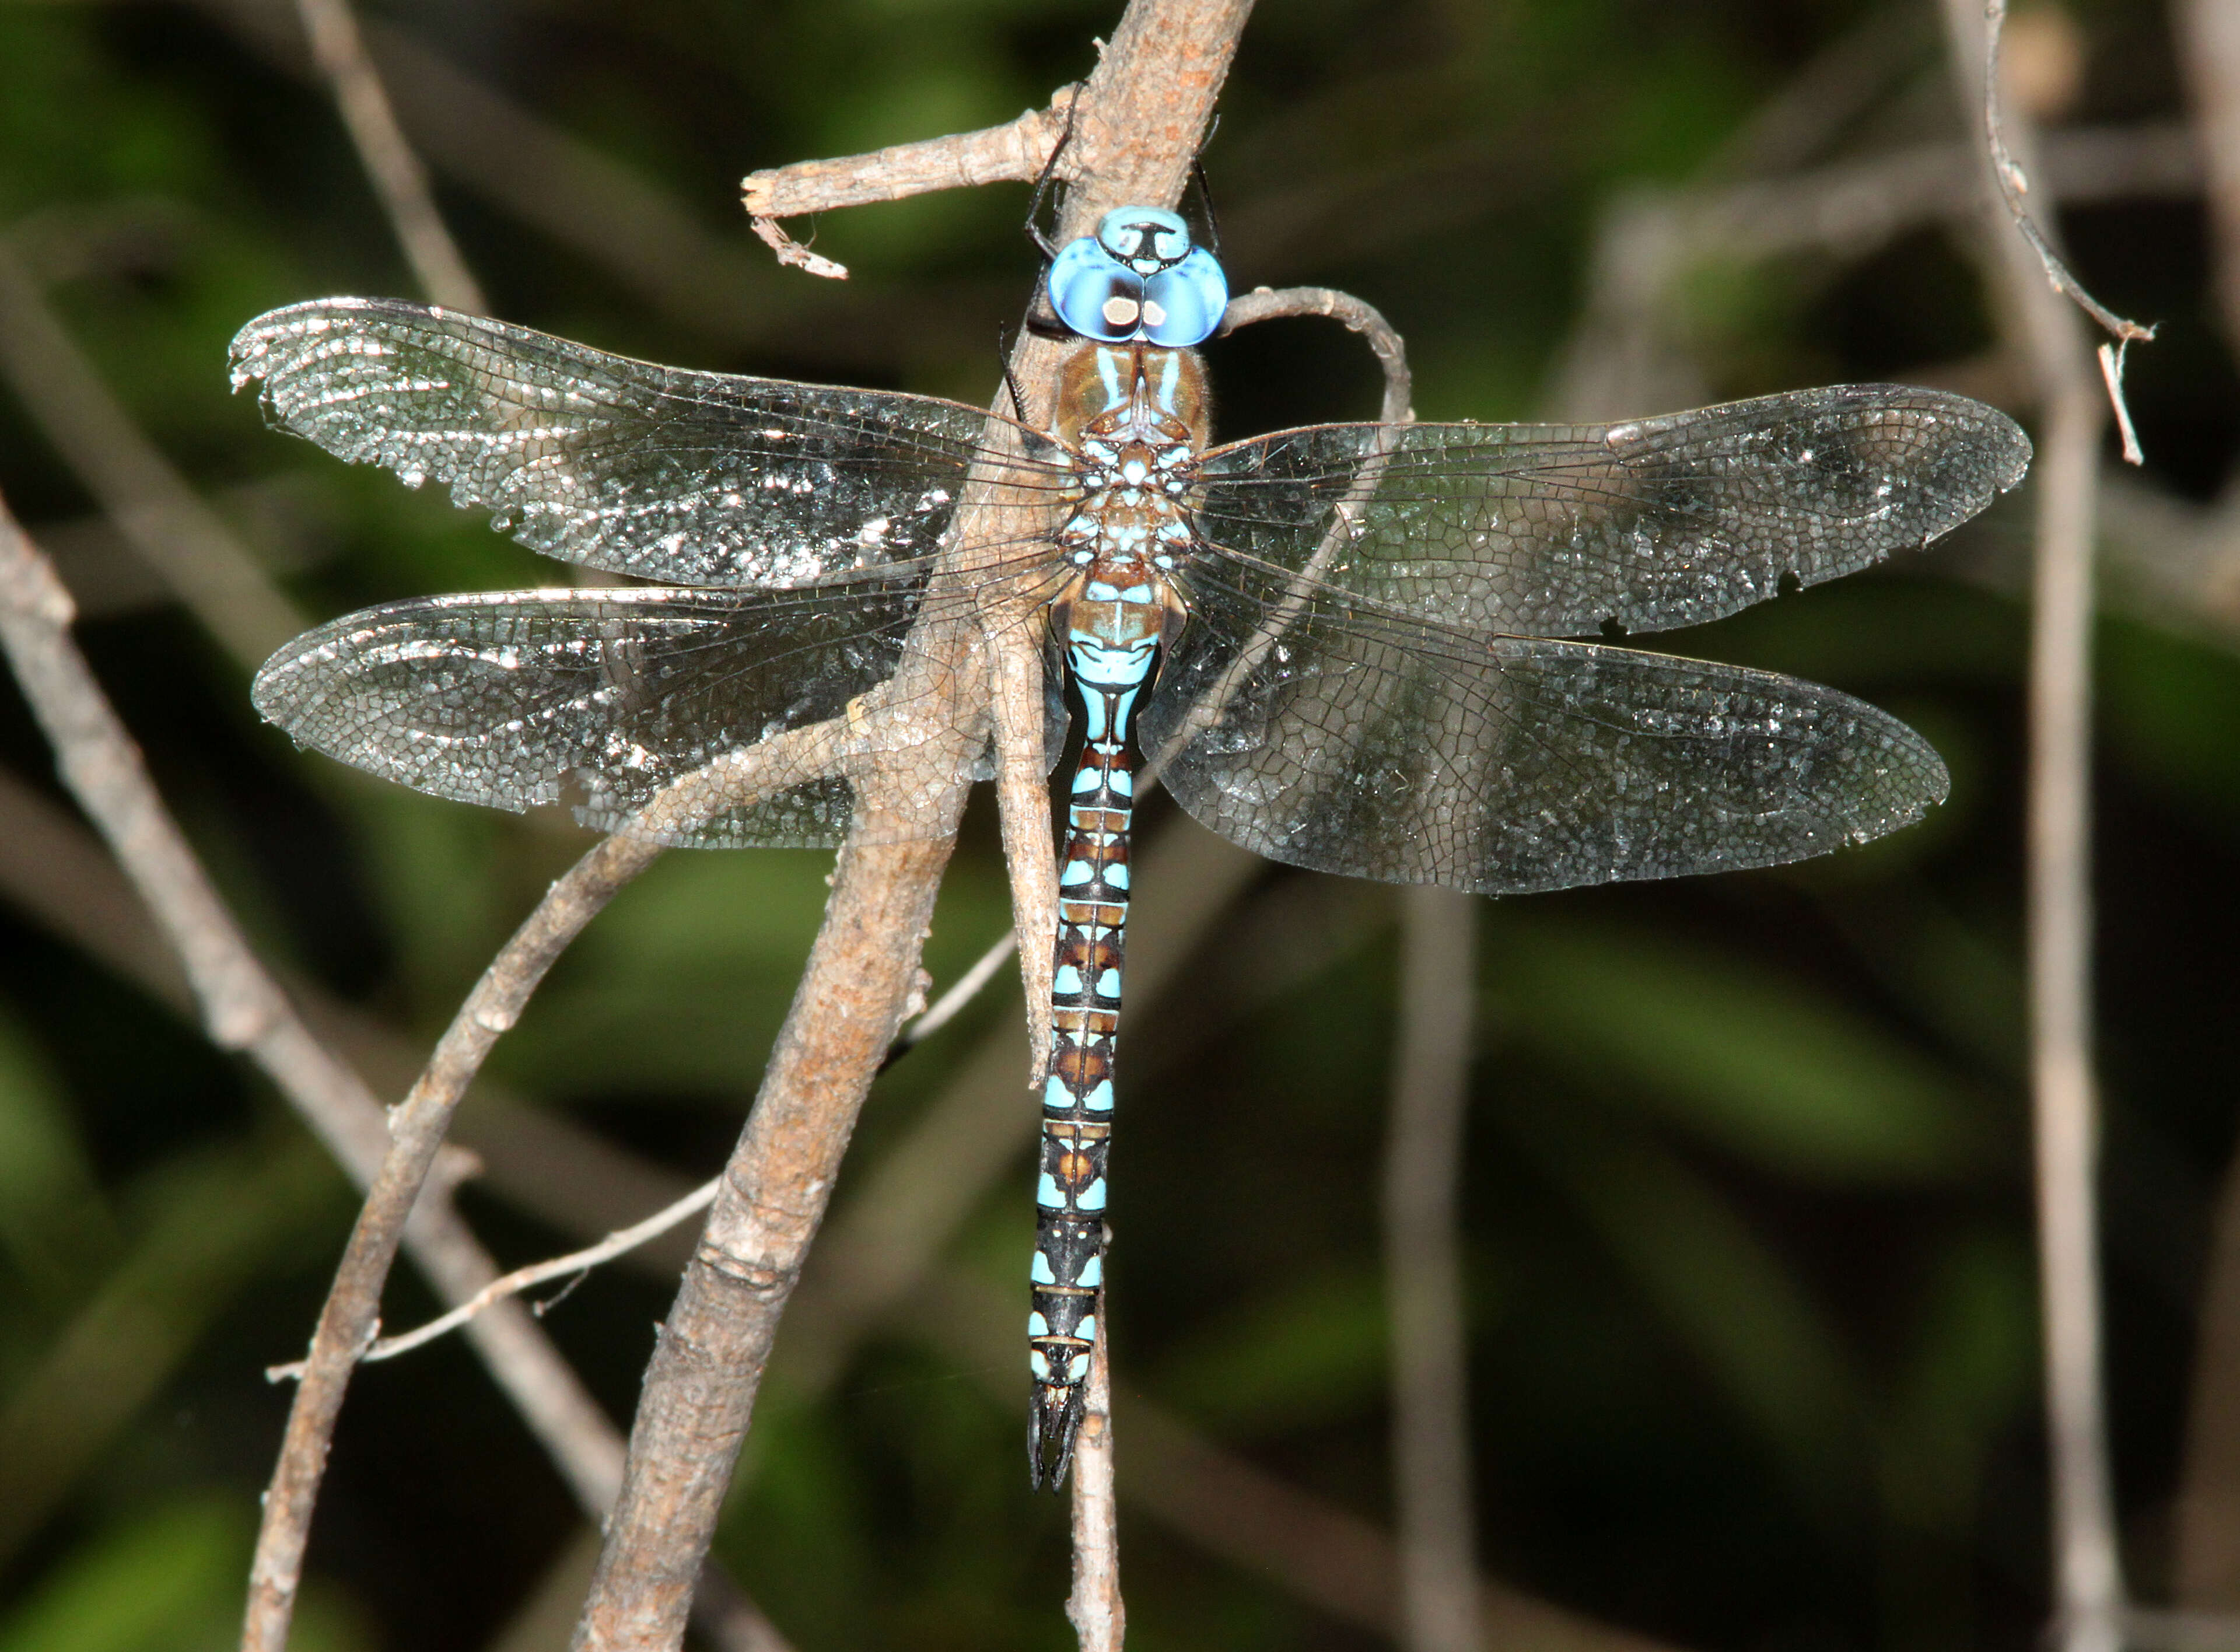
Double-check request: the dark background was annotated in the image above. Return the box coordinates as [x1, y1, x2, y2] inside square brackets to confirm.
[0, 0, 2232, 1648]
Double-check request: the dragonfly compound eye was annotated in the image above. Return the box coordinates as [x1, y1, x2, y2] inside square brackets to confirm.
[1049, 205, 1229, 347]
[1095, 205, 1192, 271]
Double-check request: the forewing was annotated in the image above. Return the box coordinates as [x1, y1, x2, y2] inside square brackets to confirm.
[230, 298, 1044, 586]
[1139, 568, 1949, 895]
[1193, 385, 2030, 636]
[253, 581, 950, 848]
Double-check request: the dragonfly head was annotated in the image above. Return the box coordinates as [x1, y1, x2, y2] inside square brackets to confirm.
[1046, 204, 1228, 348]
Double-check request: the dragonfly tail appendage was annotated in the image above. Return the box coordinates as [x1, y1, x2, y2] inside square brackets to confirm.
[1028, 666, 1140, 1489]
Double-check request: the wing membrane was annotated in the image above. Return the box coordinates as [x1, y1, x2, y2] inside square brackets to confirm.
[230, 298, 1060, 587]
[1192, 384, 2029, 637]
[1140, 566, 1949, 895]
[253, 579, 964, 848]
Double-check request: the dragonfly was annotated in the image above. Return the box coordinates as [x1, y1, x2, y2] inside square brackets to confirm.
[232, 205, 2031, 1487]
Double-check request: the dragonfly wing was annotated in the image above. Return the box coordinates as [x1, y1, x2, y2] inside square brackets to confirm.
[1139, 568, 1948, 895]
[230, 298, 1040, 587]
[253, 580, 963, 849]
[1193, 384, 2029, 636]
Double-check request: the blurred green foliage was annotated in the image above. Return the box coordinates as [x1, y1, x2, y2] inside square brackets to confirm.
[0, 0, 2230, 1648]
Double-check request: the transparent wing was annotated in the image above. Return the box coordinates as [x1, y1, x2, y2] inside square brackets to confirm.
[230, 298, 1062, 587]
[252, 575, 1065, 849]
[1192, 384, 2030, 637]
[1140, 565, 1949, 895]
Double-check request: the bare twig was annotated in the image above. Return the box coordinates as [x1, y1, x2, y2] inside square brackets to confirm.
[1066, 1328, 1125, 1652]
[901, 929, 1020, 1046]
[273, 1177, 723, 1375]
[1220, 282, 1480, 1652]
[565, 8, 1252, 1643]
[775, 821, 1264, 1399]
[1551, 120, 2196, 424]
[292, 0, 486, 313]
[743, 93, 1079, 281]
[185, 0, 930, 372]
[1978, 0, 2154, 459]
[1385, 885, 1481, 1652]
[1222, 284, 1414, 422]
[1144, 284, 1412, 775]
[746, 215, 849, 281]
[743, 94, 1076, 221]
[1940, 7, 2122, 1652]
[0, 239, 305, 667]
[0, 500, 793, 1648]
[241, 710, 864, 1652]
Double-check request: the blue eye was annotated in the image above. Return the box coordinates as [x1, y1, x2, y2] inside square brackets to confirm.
[1048, 238, 1147, 342]
[1138, 249, 1227, 347]
[1048, 205, 1228, 346]
[1096, 206, 1192, 271]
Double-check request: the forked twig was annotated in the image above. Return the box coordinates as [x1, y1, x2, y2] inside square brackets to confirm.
[901, 930, 1021, 1046]
[270, 1178, 724, 1376]
[570, 4, 1255, 1644]
[240, 712, 866, 1652]
[1977, 0, 2154, 462]
[0, 499, 788, 1650]
[742, 93, 1079, 281]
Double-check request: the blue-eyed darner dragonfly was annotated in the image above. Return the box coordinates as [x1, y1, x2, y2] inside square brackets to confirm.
[232, 205, 2030, 1487]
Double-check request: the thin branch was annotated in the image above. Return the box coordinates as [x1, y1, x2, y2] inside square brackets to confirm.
[292, 0, 487, 313]
[1384, 885, 1481, 1652]
[901, 929, 1020, 1047]
[774, 821, 1265, 1399]
[1220, 285, 1482, 1652]
[1222, 284, 1414, 422]
[570, 7, 1254, 1642]
[1144, 284, 1412, 776]
[272, 1178, 724, 1376]
[1978, 0, 2154, 457]
[1550, 120, 2196, 424]
[0, 499, 788, 1651]
[185, 0, 927, 372]
[1066, 1326, 1124, 1652]
[240, 710, 862, 1652]
[1940, 8, 2123, 1652]
[742, 92, 1079, 280]
[0, 237, 304, 668]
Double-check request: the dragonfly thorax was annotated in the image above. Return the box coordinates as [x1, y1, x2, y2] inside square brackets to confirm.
[1051, 341, 1207, 575]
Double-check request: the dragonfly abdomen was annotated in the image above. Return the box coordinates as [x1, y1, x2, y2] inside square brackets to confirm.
[1029, 342, 1209, 1486]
